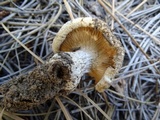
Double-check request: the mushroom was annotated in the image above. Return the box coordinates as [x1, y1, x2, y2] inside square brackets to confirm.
[0, 17, 124, 111]
[53, 17, 124, 92]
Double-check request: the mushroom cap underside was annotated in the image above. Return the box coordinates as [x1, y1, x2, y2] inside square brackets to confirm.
[52, 17, 124, 85]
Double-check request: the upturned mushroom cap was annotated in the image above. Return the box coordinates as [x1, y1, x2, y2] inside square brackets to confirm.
[52, 17, 124, 92]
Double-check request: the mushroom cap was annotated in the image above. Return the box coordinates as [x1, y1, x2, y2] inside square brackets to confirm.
[52, 17, 124, 91]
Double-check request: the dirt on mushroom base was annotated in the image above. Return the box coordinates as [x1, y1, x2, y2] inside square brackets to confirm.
[0, 47, 95, 112]
[0, 57, 71, 111]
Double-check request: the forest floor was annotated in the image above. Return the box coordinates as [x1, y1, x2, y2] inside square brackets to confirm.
[0, 0, 160, 120]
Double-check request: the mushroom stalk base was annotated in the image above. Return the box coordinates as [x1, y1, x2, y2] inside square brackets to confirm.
[0, 50, 93, 111]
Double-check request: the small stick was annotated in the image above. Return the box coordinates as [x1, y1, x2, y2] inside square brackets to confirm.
[63, 0, 74, 20]
[111, 0, 115, 30]
[127, 0, 148, 17]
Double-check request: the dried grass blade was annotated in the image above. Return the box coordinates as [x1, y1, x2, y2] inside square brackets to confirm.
[76, 89, 112, 120]
[62, 95, 94, 120]
[111, 0, 115, 30]
[127, 0, 148, 17]
[44, 100, 55, 120]
[0, 108, 5, 120]
[1, 23, 44, 64]
[63, 0, 74, 20]
[74, 0, 91, 17]
[152, 103, 160, 120]
[0, 107, 24, 120]
[0, 0, 17, 6]
[107, 89, 154, 104]
[55, 96, 73, 120]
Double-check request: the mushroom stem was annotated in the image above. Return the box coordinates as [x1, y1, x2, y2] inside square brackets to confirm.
[0, 50, 93, 111]
[57, 50, 93, 90]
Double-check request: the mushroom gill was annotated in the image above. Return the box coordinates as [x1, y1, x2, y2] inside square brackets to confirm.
[60, 27, 117, 84]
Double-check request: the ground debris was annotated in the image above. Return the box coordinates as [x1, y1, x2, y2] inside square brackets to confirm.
[0, 10, 10, 20]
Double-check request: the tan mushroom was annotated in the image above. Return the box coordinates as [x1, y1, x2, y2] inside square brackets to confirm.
[0, 17, 124, 112]
[52, 17, 124, 92]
